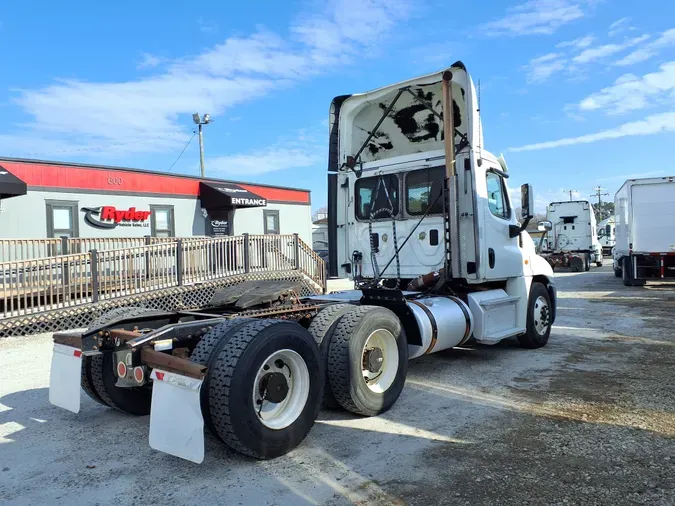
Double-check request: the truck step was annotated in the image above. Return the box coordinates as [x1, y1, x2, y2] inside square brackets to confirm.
[476, 327, 526, 345]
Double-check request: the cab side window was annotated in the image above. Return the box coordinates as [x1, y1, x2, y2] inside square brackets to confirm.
[486, 171, 510, 220]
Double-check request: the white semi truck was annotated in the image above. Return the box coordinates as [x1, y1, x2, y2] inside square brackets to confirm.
[613, 176, 675, 286]
[538, 200, 603, 271]
[48, 62, 557, 464]
[597, 216, 616, 256]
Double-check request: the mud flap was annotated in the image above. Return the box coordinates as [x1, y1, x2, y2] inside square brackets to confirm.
[148, 369, 204, 464]
[49, 343, 83, 413]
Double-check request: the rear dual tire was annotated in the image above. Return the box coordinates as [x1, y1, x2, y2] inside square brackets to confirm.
[307, 303, 356, 409]
[327, 306, 408, 417]
[80, 307, 157, 415]
[191, 319, 323, 459]
[622, 257, 645, 287]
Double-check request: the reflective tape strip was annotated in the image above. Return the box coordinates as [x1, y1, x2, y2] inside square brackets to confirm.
[54, 343, 82, 358]
[150, 369, 202, 391]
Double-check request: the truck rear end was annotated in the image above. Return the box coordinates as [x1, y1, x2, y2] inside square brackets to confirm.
[539, 200, 603, 271]
[614, 177, 675, 285]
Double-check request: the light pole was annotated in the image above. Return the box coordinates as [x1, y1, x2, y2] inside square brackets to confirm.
[192, 113, 211, 178]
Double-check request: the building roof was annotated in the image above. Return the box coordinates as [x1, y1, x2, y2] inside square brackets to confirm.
[0, 156, 310, 193]
[0, 157, 311, 205]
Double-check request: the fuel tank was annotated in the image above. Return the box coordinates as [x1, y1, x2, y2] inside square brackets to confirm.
[407, 296, 474, 359]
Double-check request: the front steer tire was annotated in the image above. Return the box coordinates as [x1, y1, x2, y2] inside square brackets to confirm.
[206, 319, 323, 459]
[327, 305, 408, 417]
[518, 282, 553, 349]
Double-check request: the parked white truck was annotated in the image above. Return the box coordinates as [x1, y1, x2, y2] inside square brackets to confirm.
[613, 176, 675, 286]
[538, 200, 603, 271]
[597, 216, 616, 256]
[49, 62, 557, 464]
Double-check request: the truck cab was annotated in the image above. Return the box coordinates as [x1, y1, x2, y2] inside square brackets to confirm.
[538, 200, 603, 271]
[327, 62, 556, 345]
[597, 216, 616, 256]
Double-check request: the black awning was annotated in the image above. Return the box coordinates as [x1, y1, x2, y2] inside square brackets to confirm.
[0, 165, 27, 200]
[199, 182, 267, 209]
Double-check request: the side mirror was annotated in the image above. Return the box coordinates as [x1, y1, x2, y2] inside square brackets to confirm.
[509, 183, 535, 238]
[521, 184, 534, 221]
[538, 220, 553, 232]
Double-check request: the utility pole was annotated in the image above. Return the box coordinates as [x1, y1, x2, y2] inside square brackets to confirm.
[563, 189, 577, 201]
[590, 186, 609, 208]
[591, 185, 610, 220]
[192, 113, 211, 178]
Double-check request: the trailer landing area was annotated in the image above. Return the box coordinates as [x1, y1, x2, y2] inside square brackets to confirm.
[1, 266, 674, 505]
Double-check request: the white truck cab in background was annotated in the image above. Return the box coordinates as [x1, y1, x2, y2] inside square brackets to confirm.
[538, 200, 603, 272]
[613, 176, 675, 286]
[597, 216, 616, 256]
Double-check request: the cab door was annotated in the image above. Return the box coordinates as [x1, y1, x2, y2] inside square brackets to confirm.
[480, 167, 524, 280]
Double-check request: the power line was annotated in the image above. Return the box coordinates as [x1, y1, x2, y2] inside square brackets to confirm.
[167, 131, 196, 173]
[9, 133, 188, 158]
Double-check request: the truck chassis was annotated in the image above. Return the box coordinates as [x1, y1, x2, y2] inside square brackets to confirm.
[49, 278, 555, 463]
[540, 250, 602, 272]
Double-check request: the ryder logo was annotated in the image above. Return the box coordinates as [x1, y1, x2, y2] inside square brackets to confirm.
[82, 206, 151, 229]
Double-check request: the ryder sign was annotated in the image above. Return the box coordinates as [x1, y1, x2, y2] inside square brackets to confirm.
[82, 206, 151, 229]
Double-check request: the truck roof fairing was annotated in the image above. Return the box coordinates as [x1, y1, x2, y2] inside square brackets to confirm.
[327, 61, 482, 172]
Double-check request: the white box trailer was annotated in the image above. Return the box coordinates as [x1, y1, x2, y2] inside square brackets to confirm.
[613, 176, 675, 285]
[539, 200, 603, 271]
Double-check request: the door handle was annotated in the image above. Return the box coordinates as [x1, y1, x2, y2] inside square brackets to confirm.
[429, 229, 439, 246]
[488, 248, 495, 269]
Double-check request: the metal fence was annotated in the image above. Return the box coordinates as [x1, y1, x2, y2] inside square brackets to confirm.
[0, 239, 64, 262]
[0, 233, 325, 319]
[0, 236, 209, 261]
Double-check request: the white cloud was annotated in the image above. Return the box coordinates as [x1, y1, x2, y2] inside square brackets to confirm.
[137, 53, 163, 69]
[523, 52, 567, 83]
[208, 146, 323, 176]
[1, 0, 412, 159]
[525, 33, 651, 84]
[197, 18, 218, 34]
[578, 60, 675, 114]
[509, 111, 675, 151]
[615, 28, 675, 66]
[572, 34, 649, 64]
[480, 0, 591, 36]
[608, 17, 634, 37]
[556, 35, 595, 49]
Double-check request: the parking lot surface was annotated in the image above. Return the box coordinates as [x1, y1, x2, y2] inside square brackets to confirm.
[1, 265, 674, 505]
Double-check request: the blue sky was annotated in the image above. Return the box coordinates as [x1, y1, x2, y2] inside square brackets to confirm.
[1, 0, 674, 213]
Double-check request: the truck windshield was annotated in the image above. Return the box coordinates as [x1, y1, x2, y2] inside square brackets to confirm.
[355, 174, 399, 220]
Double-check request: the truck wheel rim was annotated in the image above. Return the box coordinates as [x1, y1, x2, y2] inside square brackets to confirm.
[533, 296, 551, 335]
[252, 349, 310, 430]
[361, 329, 399, 394]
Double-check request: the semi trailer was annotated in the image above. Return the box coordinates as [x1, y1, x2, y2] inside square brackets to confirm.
[613, 176, 675, 286]
[538, 200, 603, 271]
[49, 62, 557, 464]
